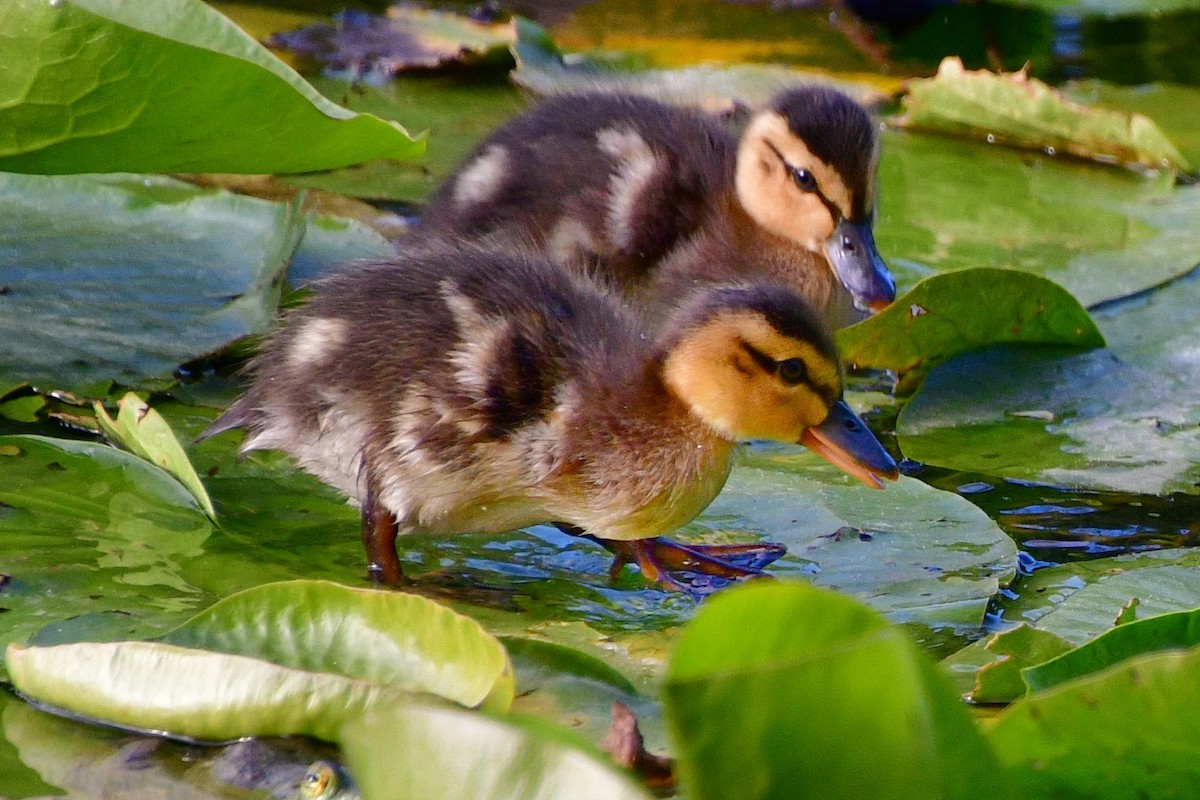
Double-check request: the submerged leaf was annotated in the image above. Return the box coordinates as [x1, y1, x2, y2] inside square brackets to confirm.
[0, 0, 420, 175]
[836, 267, 1103, 381]
[664, 582, 1008, 800]
[94, 393, 216, 519]
[897, 57, 1191, 173]
[268, 8, 514, 83]
[160, 580, 514, 713]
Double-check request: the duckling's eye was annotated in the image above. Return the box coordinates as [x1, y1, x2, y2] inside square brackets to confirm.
[789, 166, 818, 193]
[777, 358, 807, 386]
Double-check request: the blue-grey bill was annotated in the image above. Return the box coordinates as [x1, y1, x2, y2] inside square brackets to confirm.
[824, 218, 896, 312]
[800, 400, 899, 489]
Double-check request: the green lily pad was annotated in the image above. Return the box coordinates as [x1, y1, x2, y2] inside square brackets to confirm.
[967, 624, 1074, 703]
[5, 640, 413, 743]
[896, 57, 1191, 173]
[988, 644, 1200, 799]
[0, 0, 420, 175]
[0, 173, 302, 392]
[1025, 607, 1200, 693]
[940, 552, 1200, 695]
[287, 214, 396, 286]
[94, 392, 216, 519]
[693, 447, 1018, 632]
[663, 582, 1008, 800]
[836, 268, 1103, 379]
[0, 434, 215, 675]
[160, 580, 514, 713]
[876, 132, 1200, 307]
[898, 263, 1200, 495]
[341, 699, 654, 800]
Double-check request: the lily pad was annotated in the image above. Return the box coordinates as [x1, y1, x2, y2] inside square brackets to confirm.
[836, 267, 1103, 379]
[6, 640, 413, 744]
[94, 392, 216, 519]
[990, 0, 1200, 15]
[690, 447, 1018, 632]
[267, 8, 514, 83]
[876, 131, 1200, 307]
[898, 262, 1200, 495]
[0, 435, 215, 675]
[341, 699, 654, 800]
[966, 624, 1074, 703]
[896, 57, 1191, 173]
[1066, 80, 1200, 169]
[987, 644, 1200, 799]
[0, 0, 420, 175]
[159, 580, 514, 713]
[1024, 607, 1200, 693]
[663, 582, 1008, 800]
[0, 173, 302, 392]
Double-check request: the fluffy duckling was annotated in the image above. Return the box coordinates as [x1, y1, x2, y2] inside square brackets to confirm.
[202, 247, 898, 590]
[410, 86, 895, 328]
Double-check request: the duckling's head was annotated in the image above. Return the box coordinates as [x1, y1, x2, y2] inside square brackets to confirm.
[734, 86, 895, 312]
[660, 285, 898, 488]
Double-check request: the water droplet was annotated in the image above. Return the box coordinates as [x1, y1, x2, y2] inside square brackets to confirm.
[1045, 145, 1057, 156]
[986, 134, 996, 144]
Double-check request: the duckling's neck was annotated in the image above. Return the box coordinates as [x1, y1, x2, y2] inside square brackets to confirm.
[555, 363, 736, 539]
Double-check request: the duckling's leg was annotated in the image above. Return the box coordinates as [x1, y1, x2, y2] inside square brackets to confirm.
[361, 482, 409, 587]
[557, 525, 785, 590]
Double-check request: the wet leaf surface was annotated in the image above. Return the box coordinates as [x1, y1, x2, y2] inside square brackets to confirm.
[896, 57, 1191, 173]
[0, 0, 419, 174]
[898, 261, 1200, 495]
[0, 174, 302, 392]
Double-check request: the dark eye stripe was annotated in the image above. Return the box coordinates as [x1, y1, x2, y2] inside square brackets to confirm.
[765, 141, 843, 222]
[739, 342, 837, 401]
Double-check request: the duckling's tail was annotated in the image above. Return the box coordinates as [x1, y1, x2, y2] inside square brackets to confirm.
[195, 398, 254, 443]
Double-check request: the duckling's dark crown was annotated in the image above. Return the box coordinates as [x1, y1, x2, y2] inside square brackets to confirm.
[769, 86, 876, 217]
[674, 284, 837, 359]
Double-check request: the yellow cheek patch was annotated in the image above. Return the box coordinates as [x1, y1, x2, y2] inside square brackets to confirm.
[735, 112, 856, 237]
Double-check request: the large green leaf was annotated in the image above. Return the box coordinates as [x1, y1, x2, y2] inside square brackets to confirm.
[0, 0, 420, 174]
[160, 580, 514, 713]
[5, 640, 412, 743]
[988, 645, 1200, 799]
[341, 700, 654, 800]
[1024, 607, 1200, 692]
[876, 133, 1200, 307]
[1066, 81, 1200, 169]
[836, 268, 1103, 378]
[663, 582, 1008, 800]
[896, 57, 1191, 173]
[0, 173, 302, 392]
[898, 263, 1200, 495]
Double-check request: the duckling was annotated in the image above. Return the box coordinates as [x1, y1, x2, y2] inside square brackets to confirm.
[201, 247, 898, 590]
[410, 86, 895, 328]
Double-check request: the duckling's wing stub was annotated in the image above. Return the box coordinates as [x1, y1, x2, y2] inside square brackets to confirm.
[196, 397, 255, 442]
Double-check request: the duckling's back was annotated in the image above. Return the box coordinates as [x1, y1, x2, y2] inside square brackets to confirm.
[413, 93, 735, 290]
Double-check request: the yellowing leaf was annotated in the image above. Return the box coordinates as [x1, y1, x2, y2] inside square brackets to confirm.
[94, 392, 216, 519]
[897, 57, 1192, 174]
